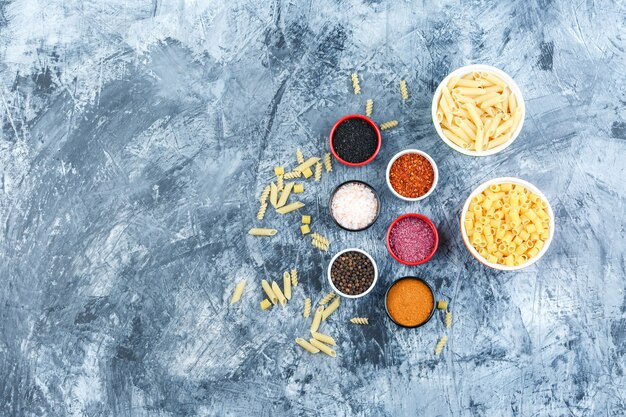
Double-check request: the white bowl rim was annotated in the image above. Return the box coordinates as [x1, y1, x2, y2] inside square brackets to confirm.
[460, 177, 555, 271]
[385, 149, 439, 201]
[327, 247, 378, 298]
[431, 64, 526, 157]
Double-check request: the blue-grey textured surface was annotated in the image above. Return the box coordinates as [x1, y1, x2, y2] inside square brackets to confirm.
[1, 1, 625, 416]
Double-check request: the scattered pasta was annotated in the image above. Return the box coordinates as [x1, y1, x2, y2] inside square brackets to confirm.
[351, 73, 361, 95]
[269, 183, 278, 207]
[311, 232, 330, 246]
[230, 281, 246, 304]
[276, 201, 304, 214]
[271, 281, 287, 306]
[293, 183, 304, 193]
[463, 182, 551, 267]
[256, 202, 268, 220]
[319, 291, 336, 306]
[301, 215, 311, 224]
[303, 297, 311, 318]
[296, 148, 305, 165]
[380, 120, 399, 131]
[296, 338, 320, 354]
[294, 157, 320, 174]
[301, 167, 313, 179]
[437, 300, 449, 310]
[276, 182, 294, 208]
[259, 185, 270, 204]
[314, 161, 322, 182]
[300, 224, 311, 235]
[276, 174, 284, 191]
[435, 335, 448, 356]
[350, 317, 369, 325]
[248, 228, 277, 236]
[309, 338, 336, 357]
[311, 238, 329, 252]
[321, 297, 340, 321]
[260, 299, 272, 310]
[283, 271, 292, 300]
[323, 153, 332, 172]
[400, 80, 409, 101]
[284, 170, 301, 179]
[290, 268, 298, 286]
[311, 331, 336, 346]
[274, 166, 284, 176]
[436, 71, 523, 152]
[310, 306, 324, 333]
[261, 280, 278, 304]
[365, 99, 373, 117]
[445, 311, 453, 328]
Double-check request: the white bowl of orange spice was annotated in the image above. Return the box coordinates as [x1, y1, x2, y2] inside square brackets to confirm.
[386, 149, 438, 201]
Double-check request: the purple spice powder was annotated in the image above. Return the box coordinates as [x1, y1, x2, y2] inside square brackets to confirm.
[389, 217, 436, 263]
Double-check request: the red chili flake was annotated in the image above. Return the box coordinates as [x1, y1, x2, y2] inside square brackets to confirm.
[389, 153, 434, 198]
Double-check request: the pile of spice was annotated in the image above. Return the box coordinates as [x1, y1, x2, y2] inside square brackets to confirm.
[330, 251, 375, 296]
[389, 153, 435, 198]
[330, 182, 379, 230]
[389, 216, 436, 263]
[331, 118, 378, 164]
[386, 277, 435, 327]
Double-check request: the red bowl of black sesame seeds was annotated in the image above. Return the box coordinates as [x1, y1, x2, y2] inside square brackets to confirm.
[386, 214, 439, 266]
[327, 248, 378, 298]
[329, 114, 382, 166]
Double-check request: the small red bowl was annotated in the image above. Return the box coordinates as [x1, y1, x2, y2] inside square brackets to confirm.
[386, 213, 439, 266]
[329, 114, 382, 167]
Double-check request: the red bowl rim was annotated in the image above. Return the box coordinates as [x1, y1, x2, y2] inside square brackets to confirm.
[386, 213, 439, 266]
[328, 114, 382, 167]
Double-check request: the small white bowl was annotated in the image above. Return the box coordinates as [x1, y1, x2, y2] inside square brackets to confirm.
[432, 64, 525, 157]
[327, 248, 378, 298]
[386, 149, 439, 201]
[460, 177, 555, 271]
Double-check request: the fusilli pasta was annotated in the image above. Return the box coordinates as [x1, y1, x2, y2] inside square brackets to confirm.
[276, 174, 284, 191]
[350, 317, 369, 325]
[319, 291, 336, 306]
[400, 80, 409, 101]
[259, 185, 270, 204]
[351, 73, 361, 95]
[311, 232, 330, 246]
[296, 148, 305, 164]
[291, 268, 298, 286]
[284, 170, 302, 179]
[311, 238, 329, 252]
[380, 120, 399, 131]
[445, 311, 453, 329]
[314, 161, 322, 182]
[323, 153, 332, 172]
[303, 297, 311, 318]
[256, 202, 268, 220]
[365, 99, 373, 117]
[435, 335, 448, 356]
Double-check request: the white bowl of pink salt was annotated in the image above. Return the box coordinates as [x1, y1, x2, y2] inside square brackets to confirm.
[329, 180, 381, 232]
[386, 214, 439, 265]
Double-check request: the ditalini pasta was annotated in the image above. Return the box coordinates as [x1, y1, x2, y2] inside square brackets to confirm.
[380, 120, 399, 131]
[260, 299, 272, 310]
[311, 331, 336, 346]
[314, 161, 322, 182]
[400, 80, 409, 101]
[276, 182, 294, 208]
[319, 291, 336, 306]
[435, 335, 448, 356]
[296, 148, 305, 165]
[248, 228, 277, 236]
[309, 338, 337, 357]
[463, 182, 551, 266]
[276, 201, 304, 214]
[350, 317, 369, 325]
[274, 166, 284, 176]
[290, 268, 298, 286]
[322, 154, 332, 174]
[436, 71, 523, 152]
[261, 280, 278, 304]
[230, 281, 246, 304]
[310, 306, 324, 333]
[256, 202, 268, 220]
[303, 297, 311, 318]
[321, 297, 340, 321]
[300, 224, 310, 235]
[437, 300, 449, 310]
[365, 99, 373, 117]
[271, 281, 287, 306]
[293, 183, 304, 193]
[283, 271, 292, 300]
[296, 338, 320, 354]
[445, 311, 453, 328]
[301, 167, 313, 179]
[351, 72, 361, 95]
[301, 215, 311, 224]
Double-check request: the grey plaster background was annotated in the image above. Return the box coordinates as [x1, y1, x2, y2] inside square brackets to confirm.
[1, 0, 625, 416]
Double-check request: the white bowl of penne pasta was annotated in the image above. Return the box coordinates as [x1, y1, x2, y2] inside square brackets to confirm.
[432, 64, 525, 156]
[460, 177, 554, 271]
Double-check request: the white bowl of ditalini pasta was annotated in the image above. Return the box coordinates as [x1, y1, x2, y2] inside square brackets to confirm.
[460, 177, 554, 271]
[432, 64, 525, 156]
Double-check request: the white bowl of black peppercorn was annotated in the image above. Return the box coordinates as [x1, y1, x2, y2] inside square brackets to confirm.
[327, 248, 378, 298]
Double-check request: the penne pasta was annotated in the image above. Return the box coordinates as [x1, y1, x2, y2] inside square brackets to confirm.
[230, 281, 246, 304]
[311, 331, 337, 346]
[321, 297, 340, 321]
[294, 157, 320, 174]
[276, 201, 304, 214]
[272, 281, 287, 306]
[310, 306, 324, 333]
[283, 271, 292, 300]
[261, 280, 278, 304]
[248, 228, 278, 236]
[309, 338, 337, 357]
[275, 182, 294, 208]
[296, 338, 320, 354]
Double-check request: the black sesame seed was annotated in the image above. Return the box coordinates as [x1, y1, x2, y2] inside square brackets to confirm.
[332, 118, 378, 163]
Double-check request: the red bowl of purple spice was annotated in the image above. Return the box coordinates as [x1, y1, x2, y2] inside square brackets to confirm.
[386, 214, 439, 266]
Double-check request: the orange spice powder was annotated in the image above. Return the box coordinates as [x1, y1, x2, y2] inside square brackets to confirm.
[386, 278, 434, 327]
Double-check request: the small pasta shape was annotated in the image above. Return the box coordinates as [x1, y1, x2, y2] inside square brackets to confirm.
[283, 271, 292, 300]
[271, 281, 287, 306]
[350, 317, 369, 325]
[309, 338, 336, 357]
[296, 148, 305, 164]
[260, 299, 272, 310]
[400, 80, 409, 101]
[365, 99, 373, 117]
[437, 300, 449, 310]
[435, 335, 448, 356]
[445, 311, 453, 328]
[256, 202, 268, 220]
[303, 297, 311, 318]
[284, 170, 301, 179]
[230, 281, 246, 304]
[321, 297, 340, 320]
[261, 280, 278, 304]
[311, 232, 330, 246]
[351, 72, 361, 94]
[380, 120, 399, 130]
[259, 185, 270, 204]
[311, 239, 329, 252]
[311, 331, 336, 346]
[319, 291, 336, 306]
[296, 338, 319, 354]
[276, 174, 284, 191]
[323, 153, 332, 172]
[290, 268, 298, 286]
[248, 228, 277, 236]
[276, 201, 304, 214]
[310, 306, 324, 333]
[314, 161, 322, 182]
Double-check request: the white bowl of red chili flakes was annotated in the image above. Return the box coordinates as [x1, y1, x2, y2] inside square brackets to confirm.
[386, 149, 439, 201]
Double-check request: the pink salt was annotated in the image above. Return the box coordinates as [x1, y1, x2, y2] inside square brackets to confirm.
[389, 217, 436, 263]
